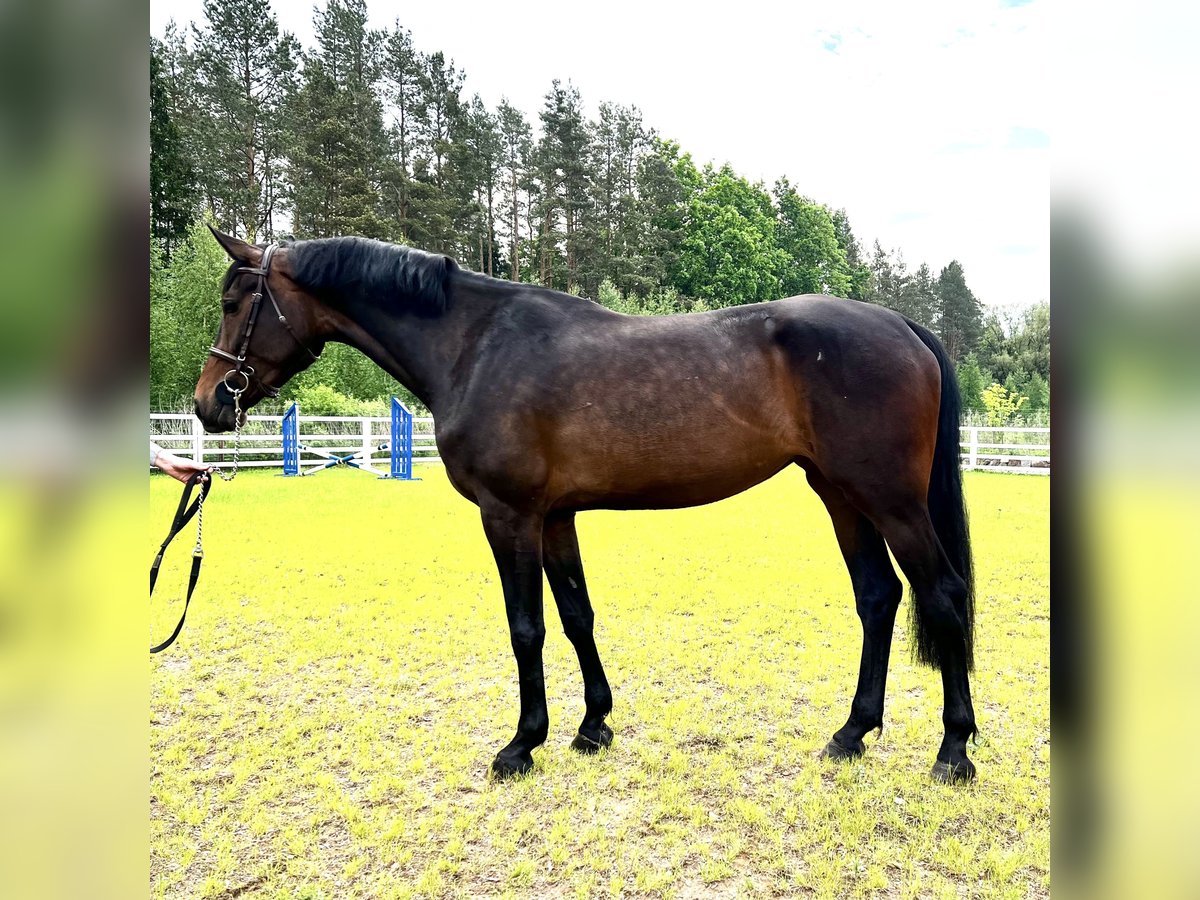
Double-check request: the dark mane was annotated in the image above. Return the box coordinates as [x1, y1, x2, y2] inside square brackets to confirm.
[285, 237, 457, 315]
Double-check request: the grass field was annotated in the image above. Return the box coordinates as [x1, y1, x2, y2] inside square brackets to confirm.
[150, 467, 1049, 900]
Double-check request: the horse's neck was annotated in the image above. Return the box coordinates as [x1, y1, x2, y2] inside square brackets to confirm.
[327, 278, 496, 415]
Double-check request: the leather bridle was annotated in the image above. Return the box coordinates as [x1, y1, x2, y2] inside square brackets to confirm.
[208, 243, 320, 400]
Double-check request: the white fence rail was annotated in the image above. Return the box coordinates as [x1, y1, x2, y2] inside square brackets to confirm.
[150, 412, 441, 469]
[151, 414, 1049, 474]
[959, 425, 1050, 474]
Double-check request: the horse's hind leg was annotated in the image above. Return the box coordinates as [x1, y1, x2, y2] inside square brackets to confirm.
[871, 507, 978, 782]
[802, 464, 903, 760]
[543, 512, 614, 754]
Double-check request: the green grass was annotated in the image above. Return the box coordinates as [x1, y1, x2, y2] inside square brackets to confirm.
[150, 467, 1049, 899]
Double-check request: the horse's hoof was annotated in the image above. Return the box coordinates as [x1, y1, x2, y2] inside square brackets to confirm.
[489, 751, 534, 780]
[570, 723, 614, 755]
[820, 737, 865, 760]
[931, 758, 976, 784]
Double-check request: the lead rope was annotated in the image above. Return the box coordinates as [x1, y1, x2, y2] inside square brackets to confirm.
[151, 387, 244, 654]
[151, 469, 211, 654]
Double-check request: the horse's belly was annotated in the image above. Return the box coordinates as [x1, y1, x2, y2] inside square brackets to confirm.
[549, 423, 799, 511]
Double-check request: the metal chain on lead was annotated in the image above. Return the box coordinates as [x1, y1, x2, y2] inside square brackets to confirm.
[192, 387, 242, 560]
[193, 489, 205, 558]
[212, 387, 243, 483]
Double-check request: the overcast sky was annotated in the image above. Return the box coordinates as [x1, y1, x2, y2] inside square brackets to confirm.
[151, 0, 1049, 309]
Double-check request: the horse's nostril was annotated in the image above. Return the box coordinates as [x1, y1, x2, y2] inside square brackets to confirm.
[214, 379, 236, 407]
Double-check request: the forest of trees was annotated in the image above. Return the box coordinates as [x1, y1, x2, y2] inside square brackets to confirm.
[150, 0, 1048, 418]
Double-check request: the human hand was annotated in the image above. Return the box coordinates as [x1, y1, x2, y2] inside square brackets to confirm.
[154, 450, 213, 484]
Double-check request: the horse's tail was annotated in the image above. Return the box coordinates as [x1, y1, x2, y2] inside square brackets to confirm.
[904, 318, 975, 672]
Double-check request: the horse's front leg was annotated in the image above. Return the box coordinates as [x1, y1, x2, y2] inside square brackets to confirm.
[481, 502, 548, 779]
[543, 512, 614, 754]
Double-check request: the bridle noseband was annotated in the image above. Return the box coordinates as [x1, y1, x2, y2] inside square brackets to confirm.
[209, 243, 321, 400]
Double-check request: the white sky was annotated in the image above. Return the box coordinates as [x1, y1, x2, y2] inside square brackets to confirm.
[152, 0, 1050, 308]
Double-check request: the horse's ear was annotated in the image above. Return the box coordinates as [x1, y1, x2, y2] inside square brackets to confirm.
[208, 224, 261, 263]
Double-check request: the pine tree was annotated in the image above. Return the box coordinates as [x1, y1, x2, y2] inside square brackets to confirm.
[956, 353, 988, 412]
[861, 244, 939, 327]
[150, 40, 197, 258]
[380, 23, 426, 243]
[496, 99, 532, 281]
[831, 209, 871, 300]
[289, 0, 389, 239]
[1023, 372, 1048, 411]
[413, 51, 465, 253]
[454, 95, 502, 273]
[537, 81, 593, 292]
[591, 102, 621, 286]
[864, 241, 910, 311]
[591, 103, 648, 294]
[189, 0, 299, 241]
[633, 138, 690, 295]
[935, 260, 984, 362]
[897, 262, 938, 329]
[420, 52, 462, 192]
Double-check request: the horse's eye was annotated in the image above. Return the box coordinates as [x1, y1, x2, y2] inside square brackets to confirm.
[223, 300, 239, 314]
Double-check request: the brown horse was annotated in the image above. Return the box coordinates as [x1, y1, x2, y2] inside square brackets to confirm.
[194, 230, 979, 783]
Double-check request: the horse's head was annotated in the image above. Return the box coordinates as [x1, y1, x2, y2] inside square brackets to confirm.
[194, 228, 326, 433]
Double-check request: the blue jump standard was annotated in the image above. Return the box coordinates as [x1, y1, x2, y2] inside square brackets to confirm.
[281, 396, 419, 480]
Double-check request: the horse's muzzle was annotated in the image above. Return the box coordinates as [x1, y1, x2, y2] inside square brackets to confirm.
[195, 394, 238, 434]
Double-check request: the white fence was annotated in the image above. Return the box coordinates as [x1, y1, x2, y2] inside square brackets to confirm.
[150, 412, 441, 469]
[150, 414, 1049, 474]
[959, 425, 1050, 474]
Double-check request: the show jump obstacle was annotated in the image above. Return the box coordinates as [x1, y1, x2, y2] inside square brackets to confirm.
[282, 397, 417, 480]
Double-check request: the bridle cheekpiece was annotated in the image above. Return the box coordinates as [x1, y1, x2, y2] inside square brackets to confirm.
[208, 243, 321, 400]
